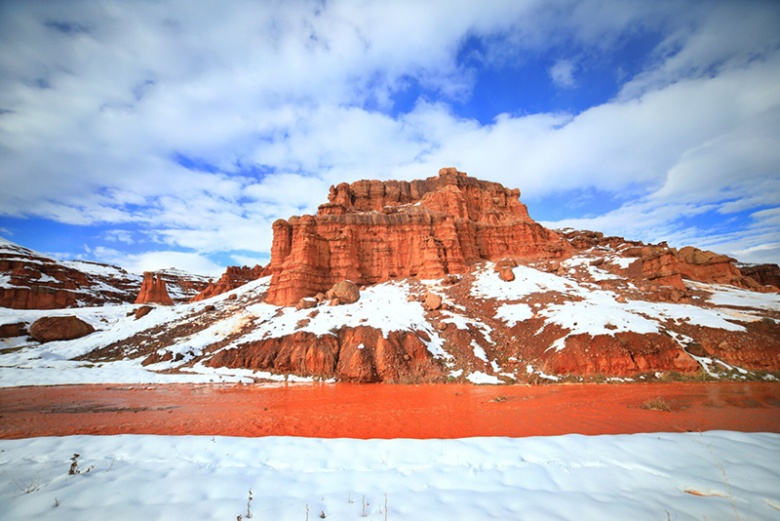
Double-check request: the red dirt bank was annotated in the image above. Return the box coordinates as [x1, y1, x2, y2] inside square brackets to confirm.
[1, 382, 777, 440]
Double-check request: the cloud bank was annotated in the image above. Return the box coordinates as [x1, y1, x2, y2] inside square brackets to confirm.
[1, 0, 778, 270]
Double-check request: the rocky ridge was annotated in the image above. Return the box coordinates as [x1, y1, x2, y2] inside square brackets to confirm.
[1, 169, 779, 384]
[0, 238, 210, 309]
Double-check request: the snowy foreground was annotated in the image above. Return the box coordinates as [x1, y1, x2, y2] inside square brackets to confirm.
[2, 432, 779, 520]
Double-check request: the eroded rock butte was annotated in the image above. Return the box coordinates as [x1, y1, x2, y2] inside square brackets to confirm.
[266, 167, 571, 306]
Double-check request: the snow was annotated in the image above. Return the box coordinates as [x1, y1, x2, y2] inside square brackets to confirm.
[61, 261, 135, 280]
[465, 371, 503, 384]
[561, 255, 623, 281]
[471, 340, 488, 362]
[243, 281, 429, 339]
[698, 282, 780, 310]
[607, 255, 637, 269]
[495, 302, 534, 326]
[237, 281, 449, 359]
[471, 264, 578, 300]
[472, 263, 763, 352]
[2, 432, 777, 521]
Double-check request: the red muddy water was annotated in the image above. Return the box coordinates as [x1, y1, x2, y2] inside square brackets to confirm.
[0, 382, 778, 440]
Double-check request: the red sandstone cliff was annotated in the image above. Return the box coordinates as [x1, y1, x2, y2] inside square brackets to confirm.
[266, 167, 571, 305]
[135, 272, 174, 305]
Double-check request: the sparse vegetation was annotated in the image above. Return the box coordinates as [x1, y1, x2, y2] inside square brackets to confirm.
[641, 397, 672, 412]
[12, 477, 40, 494]
[68, 453, 93, 475]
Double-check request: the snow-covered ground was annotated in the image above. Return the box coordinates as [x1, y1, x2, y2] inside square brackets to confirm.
[1, 431, 778, 521]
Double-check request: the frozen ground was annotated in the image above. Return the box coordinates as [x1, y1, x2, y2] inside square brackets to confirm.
[1, 431, 779, 521]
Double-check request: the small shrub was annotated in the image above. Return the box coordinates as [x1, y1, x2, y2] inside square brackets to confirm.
[68, 453, 93, 475]
[641, 397, 672, 412]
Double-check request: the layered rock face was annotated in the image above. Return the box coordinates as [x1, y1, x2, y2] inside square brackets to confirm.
[739, 263, 780, 290]
[191, 265, 267, 302]
[207, 326, 441, 383]
[0, 239, 139, 309]
[266, 168, 571, 305]
[677, 246, 744, 286]
[135, 273, 174, 305]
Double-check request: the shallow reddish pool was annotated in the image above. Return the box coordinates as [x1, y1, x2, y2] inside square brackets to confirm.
[1, 382, 778, 439]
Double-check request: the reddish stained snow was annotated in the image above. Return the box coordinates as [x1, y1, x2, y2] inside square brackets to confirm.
[1, 382, 778, 440]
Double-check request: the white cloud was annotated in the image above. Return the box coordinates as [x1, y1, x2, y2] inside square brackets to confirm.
[550, 59, 576, 88]
[1, 0, 779, 266]
[92, 246, 224, 276]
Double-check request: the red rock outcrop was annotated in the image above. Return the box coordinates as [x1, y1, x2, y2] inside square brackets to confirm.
[0, 322, 27, 338]
[29, 316, 95, 343]
[205, 326, 443, 383]
[266, 168, 571, 305]
[560, 230, 774, 291]
[676, 246, 743, 285]
[738, 263, 780, 290]
[0, 241, 136, 309]
[134, 272, 174, 305]
[191, 265, 267, 302]
[623, 246, 686, 289]
[541, 333, 700, 376]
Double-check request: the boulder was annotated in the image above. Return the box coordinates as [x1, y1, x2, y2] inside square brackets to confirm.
[326, 280, 360, 305]
[29, 316, 95, 342]
[0, 322, 27, 338]
[424, 292, 442, 311]
[134, 306, 153, 320]
[296, 298, 318, 310]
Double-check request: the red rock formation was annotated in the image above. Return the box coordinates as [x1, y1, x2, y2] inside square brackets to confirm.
[29, 316, 95, 343]
[0, 239, 143, 308]
[191, 265, 267, 302]
[676, 246, 743, 285]
[134, 272, 174, 305]
[623, 246, 686, 289]
[738, 263, 780, 290]
[266, 168, 571, 305]
[205, 326, 442, 383]
[157, 269, 212, 303]
[541, 333, 700, 376]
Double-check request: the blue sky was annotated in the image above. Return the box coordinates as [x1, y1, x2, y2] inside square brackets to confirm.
[1, 0, 779, 275]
